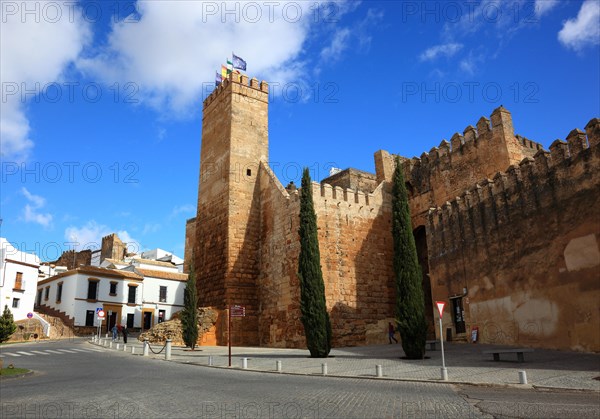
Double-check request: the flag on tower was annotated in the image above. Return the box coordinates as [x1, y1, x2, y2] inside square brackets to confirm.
[221, 65, 230, 80]
[232, 53, 247, 71]
[215, 71, 222, 86]
[227, 59, 233, 72]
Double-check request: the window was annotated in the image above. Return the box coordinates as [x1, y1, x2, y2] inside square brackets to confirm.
[109, 282, 118, 296]
[126, 313, 135, 328]
[36, 290, 43, 306]
[44, 287, 50, 300]
[12, 298, 20, 308]
[159, 286, 167, 303]
[128, 285, 137, 304]
[56, 282, 63, 303]
[87, 280, 98, 300]
[85, 310, 95, 327]
[14, 272, 23, 290]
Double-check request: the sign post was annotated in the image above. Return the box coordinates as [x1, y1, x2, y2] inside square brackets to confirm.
[97, 309, 105, 340]
[436, 301, 448, 381]
[228, 305, 246, 367]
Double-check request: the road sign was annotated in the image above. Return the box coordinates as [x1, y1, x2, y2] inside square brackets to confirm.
[97, 310, 105, 318]
[435, 301, 446, 317]
[27, 312, 33, 319]
[230, 305, 245, 317]
[95, 307, 103, 314]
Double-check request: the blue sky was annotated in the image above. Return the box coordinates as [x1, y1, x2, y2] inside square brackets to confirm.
[1, 0, 599, 261]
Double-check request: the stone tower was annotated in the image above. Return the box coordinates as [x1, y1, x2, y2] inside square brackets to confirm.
[192, 73, 269, 345]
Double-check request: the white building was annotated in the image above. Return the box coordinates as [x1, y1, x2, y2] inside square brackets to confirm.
[36, 264, 187, 333]
[0, 238, 41, 320]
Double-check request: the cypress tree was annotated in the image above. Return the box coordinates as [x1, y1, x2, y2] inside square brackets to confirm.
[0, 305, 17, 343]
[298, 168, 332, 358]
[181, 259, 199, 350]
[392, 157, 427, 359]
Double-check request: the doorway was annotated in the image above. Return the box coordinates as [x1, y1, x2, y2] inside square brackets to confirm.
[142, 310, 153, 330]
[414, 226, 435, 338]
[451, 297, 466, 334]
[103, 304, 122, 334]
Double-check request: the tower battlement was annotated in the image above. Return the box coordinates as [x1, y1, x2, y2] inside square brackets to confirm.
[203, 73, 269, 109]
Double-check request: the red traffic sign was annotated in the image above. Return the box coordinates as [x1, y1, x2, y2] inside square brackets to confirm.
[230, 305, 245, 317]
[435, 301, 446, 317]
[97, 310, 105, 318]
[27, 312, 33, 319]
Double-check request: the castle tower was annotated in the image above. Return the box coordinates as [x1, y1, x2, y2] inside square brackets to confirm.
[193, 73, 269, 345]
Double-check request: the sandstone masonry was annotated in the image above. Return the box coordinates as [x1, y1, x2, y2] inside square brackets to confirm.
[186, 73, 600, 352]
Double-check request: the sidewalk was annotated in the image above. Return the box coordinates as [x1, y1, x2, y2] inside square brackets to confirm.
[91, 338, 600, 392]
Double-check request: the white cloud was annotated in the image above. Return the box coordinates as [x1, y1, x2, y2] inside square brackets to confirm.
[535, 0, 559, 17]
[65, 221, 141, 253]
[558, 0, 600, 51]
[0, 2, 90, 160]
[321, 28, 351, 62]
[142, 223, 161, 234]
[21, 188, 53, 227]
[170, 204, 196, 218]
[77, 1, 341, 114]
[419, 43, 463, 62]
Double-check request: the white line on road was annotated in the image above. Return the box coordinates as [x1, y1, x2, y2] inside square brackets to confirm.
[15, 351, 35, 356]
[69, 348, 91, 352]
[2, 353, 21, 357]
[56, 349, 77, 353]
[30, 351, 51, 355]
[44, 350, 64, 354]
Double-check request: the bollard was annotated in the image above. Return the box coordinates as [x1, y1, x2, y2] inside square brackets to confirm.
[518, 370, 528, 385]
[105, 333, 109, 339]
[165, 339, 172, 361]
[131, 346, 135, 355]
[376, 365, 383, 378]
[242, 358, 248, 369]
[322, 363, 328, 375]
[143, 339, 149, 357]
[109, 341, 113, 349]
[208, 356, 213, 366]
[116, 343, 120, 350]
[276, 360, 282, 372]
[441, 367, 448, 381]
[123, 344, 127, 351]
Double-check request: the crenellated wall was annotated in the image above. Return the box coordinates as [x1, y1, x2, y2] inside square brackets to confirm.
[258, 162, 396, 348]
[426, 118, 600, 351]
[375, 107, 545, 227]
[187, 73, 600, 352]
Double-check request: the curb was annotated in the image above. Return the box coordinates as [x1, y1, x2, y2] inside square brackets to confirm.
[0, 370, 34, 380]
[88, 341, 600, 393]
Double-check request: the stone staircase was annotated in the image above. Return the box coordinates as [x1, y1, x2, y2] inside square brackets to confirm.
[35, 306, 76, 339]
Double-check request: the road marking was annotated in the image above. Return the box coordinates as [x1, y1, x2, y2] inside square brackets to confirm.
[2, 353, 21, 357]
[56, 349, 77, 354]
[15, 351, 35, 356]
[69, 348, 90, 352]
[30, 351, 51, 355]
[44, 350, 64, 354]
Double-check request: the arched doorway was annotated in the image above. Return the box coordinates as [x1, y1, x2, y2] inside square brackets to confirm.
[413, 226, 435, 338]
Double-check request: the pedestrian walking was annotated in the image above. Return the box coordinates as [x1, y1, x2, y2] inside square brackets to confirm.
[111, 324, 118, 341]
[122, 325, 128, 344]
[388, 322, 398, 344]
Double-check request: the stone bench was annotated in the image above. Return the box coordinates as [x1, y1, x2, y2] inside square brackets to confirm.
[426, 340, 438, 350]
[483, 348, 534, 362]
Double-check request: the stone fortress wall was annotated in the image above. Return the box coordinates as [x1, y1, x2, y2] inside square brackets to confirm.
[186, 72, 600, 351]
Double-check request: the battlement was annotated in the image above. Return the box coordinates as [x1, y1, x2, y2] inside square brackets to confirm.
[203, 72, 269, 108]
[428, 117, 599, 229]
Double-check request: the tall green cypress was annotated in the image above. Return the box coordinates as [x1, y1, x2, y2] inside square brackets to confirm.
[392, 157, 427, 359]
[181, 259, 199, 350]
[0, 305, 17, 343]
[298, 168, 331, 358]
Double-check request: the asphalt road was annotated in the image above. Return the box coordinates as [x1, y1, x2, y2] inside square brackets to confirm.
[1, 339, 598, 418]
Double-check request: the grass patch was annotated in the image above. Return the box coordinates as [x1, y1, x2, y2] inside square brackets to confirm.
[0, 367, 30, 376]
